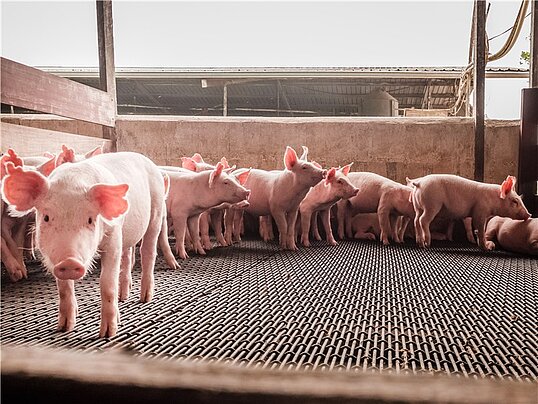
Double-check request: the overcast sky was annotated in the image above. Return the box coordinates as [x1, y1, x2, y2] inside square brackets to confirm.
[1, 0, 532, 118]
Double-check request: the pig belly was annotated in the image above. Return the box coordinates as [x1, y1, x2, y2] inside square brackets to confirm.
[497, 221, 538, 256]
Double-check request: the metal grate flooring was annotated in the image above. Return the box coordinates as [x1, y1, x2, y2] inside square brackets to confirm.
[2, 239, 537, 382]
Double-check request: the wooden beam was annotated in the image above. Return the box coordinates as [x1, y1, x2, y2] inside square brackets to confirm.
[473, 0, 486, 182]
[96, 0, 117, 145]
[1, 122, 112, 156]
[223, 83, 228, 116]
[531, 0, 538, 87]
[0, 58, 115, 127]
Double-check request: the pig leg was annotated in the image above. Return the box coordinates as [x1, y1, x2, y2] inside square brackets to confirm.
[232, 210, 243, 242]
[172, 214, 189, 259]
[378, 208, 393, 246]
[473, 216, 489, 250]
[187, 215, 206, 255]
[413, 205, 425, 247]
[320, 209, 337, 246]
[211, 210, 227, 247]
[12, 215, 29, 272]
[266, 216, 275, 240]
[336, 200, 347, 240]
[398, 216, 411, 243]
[353, 229, 377, 241]
[199, 211, 212, 251]
[300, 209, 313, 247]
[1, 236, 26, 282]
[139, 215, 162, 303]
[418, 206, 441, 248]
[118, 247, 133, 302]
[99, 230, 122, 338]
[464, 217, 476, 244]
[56, 279, 78, 332]
[311, 212, 322, 241]
[484, 220, 497, 251]
[286, 209, 300, 251]
[260, 216, 273, 242]
[272, 210, 289, 249]
[158, 212, 180, 269]
[224, 209, 234, 245]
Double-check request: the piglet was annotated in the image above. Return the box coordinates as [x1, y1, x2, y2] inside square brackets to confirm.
[1, 152, 174, 338]
[299, 164, 358, 246]
[485, 216, 537, 255]
[336, 172, 415, 245]
[408, 174, 530, 249]
[242, 146, 326, 250]
[164, 163, 250, 259]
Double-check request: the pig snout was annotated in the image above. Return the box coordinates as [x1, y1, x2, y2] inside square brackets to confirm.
[53, 258, 86, 280]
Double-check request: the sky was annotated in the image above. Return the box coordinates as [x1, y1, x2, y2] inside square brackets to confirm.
[0, 0, 533, 118]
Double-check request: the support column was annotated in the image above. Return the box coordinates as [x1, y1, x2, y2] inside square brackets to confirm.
[473, 0, 486, 182]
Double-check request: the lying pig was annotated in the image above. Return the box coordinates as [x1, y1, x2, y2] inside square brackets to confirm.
[299, 164, 358, 246]
[336, 172, 415, 245]
[2, 151, 175, 338]
[241, 146, 326, 250]
[485, 216, 537, 255]
[165, 163, 250, 259]
[408, 175, 530, 249]
[351, 213, 381, 240]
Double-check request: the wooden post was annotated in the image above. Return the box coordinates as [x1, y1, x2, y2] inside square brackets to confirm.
[96, 0, 117, 148]
[519, 88, 538, 216]
[473, 0, 486, 182]
[531, 0, 538, 87]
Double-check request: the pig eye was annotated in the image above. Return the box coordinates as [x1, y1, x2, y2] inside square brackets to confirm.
[43, 215, 50, 222]
[224, 181, 229, 185]
[337, 179, 343, 184]
[302, 166, 307, 169]
[88, 217, 93, 225]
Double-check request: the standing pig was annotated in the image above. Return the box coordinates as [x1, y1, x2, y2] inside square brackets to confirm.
[485, 216, 538, 255]
[408, 175, 530, 249]
[1, 152, 177, 337]
[241, 146, 326, 250]
[336, 172, 415, 245]
[298, 164, 358, 246]
[165, 163, 250, 259]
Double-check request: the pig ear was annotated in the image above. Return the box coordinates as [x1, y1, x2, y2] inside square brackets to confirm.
[1, 163, 49, 212]
[43, 151, 55, 159]
[84, 145, 103, 159]
[325, 167, 337, 185]
[162, 172, 170, 199]
[36, 155, 58, 177]
[220, 157, 230, 169]
[284, 146, 298, 170]
[181, 157, 197, 171]
[209, 162, 224, 188]
[1, 149, 24, 179]
[56, 145, 75, 166]
[88, 183, 129, 221]
[311, 161, 322, 169]
[299, 146, 309, 161]
[235, 168, 251, 186]
[500, 175, 516, 199]
[340, 163, 353, 176]
[191, 153, 204, 163]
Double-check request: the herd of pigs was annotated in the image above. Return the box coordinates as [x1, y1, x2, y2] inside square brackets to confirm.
[1, 144, 536, 338]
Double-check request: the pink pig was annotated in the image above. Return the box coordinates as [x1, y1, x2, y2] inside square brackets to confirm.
[241, 146, 326, 250]
[164, 163, 250, 259]
[485, 216, 537, 255]
[336, 172, 415, 245]
[298, 164, 358, 246]
[408, 174, 530, 249]
[1, 152, 176, 337]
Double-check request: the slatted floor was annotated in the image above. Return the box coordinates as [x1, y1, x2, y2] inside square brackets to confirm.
[1, 239, 537, 382]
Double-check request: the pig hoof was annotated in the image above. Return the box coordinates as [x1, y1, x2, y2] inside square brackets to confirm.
[302, 240, 311, 247]
[328, 240, 337, 246]
[314, 235, 322, 241]
[166, 256, 180, 269]
[99, 306, 119, 338]
[382, 239, 390, 246]
[485, 241, 496, 251]
[140, 287, 154, 303]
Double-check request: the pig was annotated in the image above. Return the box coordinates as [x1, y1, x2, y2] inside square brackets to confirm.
[408, 174, 530, 249]
[240, 146, 326, 250]
[351, 213, 381, 240]
[1, 151, 177, 337]
[485, 216, 538, 255]
[298, 164, 358, 246]
[165, 163, 250, 259]
[336, 172, 415, 245]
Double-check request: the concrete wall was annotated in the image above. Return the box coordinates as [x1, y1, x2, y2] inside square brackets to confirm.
[1, 115, 519, 184]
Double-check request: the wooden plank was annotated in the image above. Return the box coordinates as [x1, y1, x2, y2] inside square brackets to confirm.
[1, 122, 112, 156]
[96, 0, 118, 145]
[0, 57, 115, 127]
[2, 345, 537, 404]
[473, 0, 486, 182]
